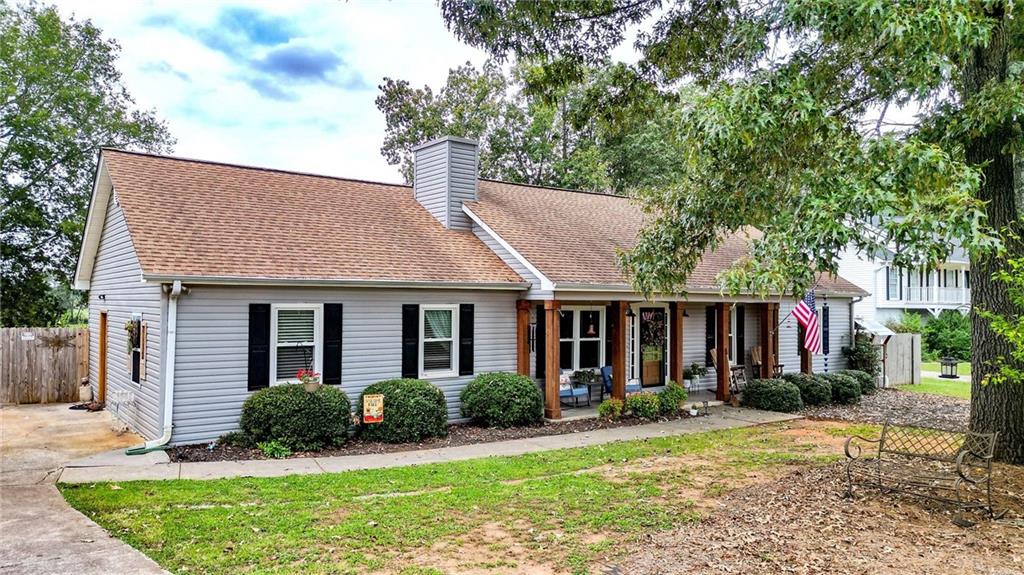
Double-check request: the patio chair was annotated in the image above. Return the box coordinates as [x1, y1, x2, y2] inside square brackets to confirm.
[601, 366, 641, 396]
[709, 348, 746, 397]
[559, 370, 591, 408]
[751, 346, 762, 374]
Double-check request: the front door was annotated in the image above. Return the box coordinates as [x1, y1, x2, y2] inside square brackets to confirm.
[639, 307, 666, 387]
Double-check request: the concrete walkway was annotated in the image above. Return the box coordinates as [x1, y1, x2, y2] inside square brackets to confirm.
[60, 407, 800, 484]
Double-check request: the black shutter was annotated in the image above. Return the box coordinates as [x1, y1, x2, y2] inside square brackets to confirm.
[705, 305, 716, 366]
[822, 304, 830, 355]
[323, 304, 343, 385]
[459, 304, 474, 376]
[401, 304, 419, 378]
[886, 268, 892, 300]
[535, 305, 546, 378]
[736, 304, 745, 365]
[604, 306, 613, 368]
[247, 303, 271, 391]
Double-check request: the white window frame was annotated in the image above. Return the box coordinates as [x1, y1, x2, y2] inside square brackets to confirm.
[559, 306, 605, 373]
[629, 303, 670, 384]
[419, 304, 459, 379]
[269, 303, 323, 385]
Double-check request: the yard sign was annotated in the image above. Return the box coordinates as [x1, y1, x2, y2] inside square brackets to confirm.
[363, 394, 384, 424]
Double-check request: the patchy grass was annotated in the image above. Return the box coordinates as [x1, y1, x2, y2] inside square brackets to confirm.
[61, 421, 852, 575]
[921, 361, 971, 376]
[898, 377, 971, 400]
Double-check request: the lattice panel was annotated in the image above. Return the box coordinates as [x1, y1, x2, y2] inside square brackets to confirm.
[881, 426, 966, 460]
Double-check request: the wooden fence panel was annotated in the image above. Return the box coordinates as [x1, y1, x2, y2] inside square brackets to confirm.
[0, 327, 88, 404]
[883, 333, 921, 387]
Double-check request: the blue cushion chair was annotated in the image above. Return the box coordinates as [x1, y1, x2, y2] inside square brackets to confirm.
[559, 383, 591, 408]
[601, 366, 641, 395]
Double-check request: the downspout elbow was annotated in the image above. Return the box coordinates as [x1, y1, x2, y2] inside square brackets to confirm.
[127, 280, 182, 455]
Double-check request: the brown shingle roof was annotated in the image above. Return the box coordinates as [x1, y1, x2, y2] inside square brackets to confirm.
[467, 180, 866, 296]
[101, 150, 523, 285]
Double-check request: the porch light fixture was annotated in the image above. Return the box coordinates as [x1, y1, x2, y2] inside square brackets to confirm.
[626, 307, 636, 319]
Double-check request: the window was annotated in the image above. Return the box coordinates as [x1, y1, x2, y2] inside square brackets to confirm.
[420, 304, 458, 377]
[965, 270, 970, 289]
[559, 307, 605, 372]
[886, 267, 901, 300]
[127, 315, 143, 383]
[270, 304, 322, 384]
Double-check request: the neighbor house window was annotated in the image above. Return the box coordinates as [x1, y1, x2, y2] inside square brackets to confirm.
[270, 304, 322, 384]
[421, 304, 458, 377]
[886, 267, 901, 300]
[559, 307, 604, 372]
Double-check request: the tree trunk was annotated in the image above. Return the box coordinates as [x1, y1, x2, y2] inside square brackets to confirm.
[963, 4, 1024, 463]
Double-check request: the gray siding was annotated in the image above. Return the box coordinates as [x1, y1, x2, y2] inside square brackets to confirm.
[88, 193, 163, 439]
[170, 286, 518, 445]
[413, 142, 448, 226]
[447, 139, 478, 231]
[778, 297, 851, 374]
[413, 137, 478, 230]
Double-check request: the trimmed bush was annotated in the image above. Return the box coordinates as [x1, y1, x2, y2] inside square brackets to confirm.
[658, 381, 689, 415]
[598, 398, 624, 420]
[842, 333, 880, 376]
[625, 392, 661, 420]
[838, 369, 876, 395]
[782, 372, 831, 406]
[823, 373, 862, 404]
[240, 384, 351, 451]
[742, 379, 803, 413]
[460, 372, 543, 428]
[358, 379, 448, 443]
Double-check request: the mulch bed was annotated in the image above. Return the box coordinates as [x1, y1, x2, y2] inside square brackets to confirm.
[168, 411, 700, 463]
[800, 388, 968, 431]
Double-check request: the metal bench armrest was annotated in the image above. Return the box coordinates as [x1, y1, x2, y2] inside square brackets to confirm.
[955, 450, 991, 485]
[844, 435, 880, 460]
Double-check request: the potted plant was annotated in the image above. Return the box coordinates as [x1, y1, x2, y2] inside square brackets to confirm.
[688, 362, 708, 390]
[688, 401, 699, 417]
[297, 369, 321, 392]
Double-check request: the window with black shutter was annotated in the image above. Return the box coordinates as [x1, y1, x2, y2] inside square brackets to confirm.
[459, 304, 474, 376]
[247, 304, 271, 391]
[323, 304, 343, 385]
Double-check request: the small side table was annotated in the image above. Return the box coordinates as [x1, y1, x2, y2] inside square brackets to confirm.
[586, 381, 605, 403]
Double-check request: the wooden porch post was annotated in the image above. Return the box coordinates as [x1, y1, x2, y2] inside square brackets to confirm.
[611, 301, 627, 400]
[716, 302, 731, 401]
[544, 300, 561, 419]
[759, 303, 772, 379]
[670, 302, 684, 384]
[516, 300, 531, 376]
[800, 321, 812, 374]
[771, 303, 780, 373]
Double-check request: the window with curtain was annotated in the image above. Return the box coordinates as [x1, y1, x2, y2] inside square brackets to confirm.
[273, 306, 320, 383]
[421, 305, 457, 376]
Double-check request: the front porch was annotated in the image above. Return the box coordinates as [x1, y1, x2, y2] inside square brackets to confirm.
[553, 389, 722, 422]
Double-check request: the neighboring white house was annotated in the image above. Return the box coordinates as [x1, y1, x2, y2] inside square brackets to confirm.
[837, 245, 971, 324]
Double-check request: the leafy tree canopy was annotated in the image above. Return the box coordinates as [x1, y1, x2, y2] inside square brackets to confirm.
[1, 1, 173, 326]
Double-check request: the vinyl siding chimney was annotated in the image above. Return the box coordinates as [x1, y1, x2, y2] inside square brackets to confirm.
[412, 136, 479, 230]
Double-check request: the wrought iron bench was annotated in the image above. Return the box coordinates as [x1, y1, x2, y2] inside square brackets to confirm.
[844, 419, 1000, 517]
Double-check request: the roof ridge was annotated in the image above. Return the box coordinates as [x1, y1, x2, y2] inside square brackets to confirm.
[101, 147, 412, 190]
[480, 177, 627, 199]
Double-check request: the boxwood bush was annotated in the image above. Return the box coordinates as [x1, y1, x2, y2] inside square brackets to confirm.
[239, 384, 350, 451]
[598, 398, 624, 420]
[782, 372, 832, 406]
[837, 369, 876, 395]
[460, 372, 543, 428]
[625, 392, 661, 420]
[742, 379, 804, 413]
[358, 379, 448, 443]
[658, 381, 689, 415]
[823, 372, 862, 404]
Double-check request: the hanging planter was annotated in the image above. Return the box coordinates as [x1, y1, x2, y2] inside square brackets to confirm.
[123, 319, 140, 354]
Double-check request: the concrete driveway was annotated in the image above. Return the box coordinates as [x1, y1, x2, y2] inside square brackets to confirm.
[0, 404, 167, 574]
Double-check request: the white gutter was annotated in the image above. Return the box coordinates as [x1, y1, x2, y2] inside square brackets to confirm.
[140, 274, 529, 290]
[126, 280, 182, 454]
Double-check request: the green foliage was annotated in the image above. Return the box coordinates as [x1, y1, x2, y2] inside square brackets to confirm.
[837, 369, 876, 395]
[822, 373, 862, 405]
[0, 3, 173, 327]
[257, 440, 292, 459]
[658, 381, 688, 415]
[885, 313, 925, 334]
[239, 385, 351, 451]
[460, 372, 543, 428]
[624, 392, 660, 420]
[924, 310, 971, 362]
[358, 379, 448, 443]
[742, 379, 804, 413]
[217, 431, 253, 448]
[843, 333, 880, 376]
[782, 372, 831, 406]
[978, 255, 1024, 385]
[597, 398, 624, 420]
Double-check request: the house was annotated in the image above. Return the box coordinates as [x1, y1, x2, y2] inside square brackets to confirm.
[837, 245, 971, 324]
[74, 136, 867, 446]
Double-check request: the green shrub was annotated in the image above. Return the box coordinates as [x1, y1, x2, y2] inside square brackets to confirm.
[782, 372, 831, 406]
[823, 373, 862, 404]
[842, 333, 880, 376]
[217, 431, 253, 448]
[257, 440, 291, 459]
[625, 392, 661, 420]
[885, 312, 924, 334]
[742, 379, 804, 412]
[598, 398, 624, 420]
[358, 379, 448, 443]
[239, 384, 351, 451]
[460, 372, 543, 428]
[924, 310, 971, 361]
[658, 381, 689, 415]
[838, 369, 876, 395]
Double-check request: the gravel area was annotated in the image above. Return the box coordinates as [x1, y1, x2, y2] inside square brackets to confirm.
[800, 388, 969, 431]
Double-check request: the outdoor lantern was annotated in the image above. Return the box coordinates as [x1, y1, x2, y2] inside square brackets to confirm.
[940, 357, 959, 379]
[626, 307, 636, 319]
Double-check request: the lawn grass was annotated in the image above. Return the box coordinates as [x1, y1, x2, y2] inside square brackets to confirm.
[60, 422, 846, 575]
[921, 361, 971, 375]
[897, 376, 971, 400]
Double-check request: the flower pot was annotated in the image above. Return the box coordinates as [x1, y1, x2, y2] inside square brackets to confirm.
[79, 382, 93, 403]
[303, 382, 321, 393]
[688, 407, 699, 417]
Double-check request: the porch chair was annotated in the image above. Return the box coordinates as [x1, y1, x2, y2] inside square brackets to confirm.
[709, 348, 747, 397]
[601, 365, 641, 396]
[750, 346, 763, 375]
[559, 370, 591, 408]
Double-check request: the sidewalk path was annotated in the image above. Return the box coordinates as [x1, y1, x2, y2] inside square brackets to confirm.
[59, 407, 800, 484]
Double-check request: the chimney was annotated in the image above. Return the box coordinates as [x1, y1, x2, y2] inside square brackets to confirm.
[412, 136, 479, 230]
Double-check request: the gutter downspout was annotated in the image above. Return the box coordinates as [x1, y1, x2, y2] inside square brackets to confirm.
[126, 280, 182, 454]
[849, 296, 863, 343]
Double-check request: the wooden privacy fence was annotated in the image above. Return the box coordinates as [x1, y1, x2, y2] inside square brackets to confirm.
[883, 333, 921, 387]
[0, 327, 88, 404]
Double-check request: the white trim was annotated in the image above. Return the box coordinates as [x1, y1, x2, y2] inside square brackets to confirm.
[557, 305, 606, 372]
[462, 205, 557, 291]
[630, 302, 671, 386]
[73, 156, 111, 290]
[269, 303, 323, 385]
[419, 304, 459, 379]
[140, 274, 528, 290]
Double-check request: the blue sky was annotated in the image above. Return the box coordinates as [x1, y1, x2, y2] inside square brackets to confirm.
[52, 1, 490, 183]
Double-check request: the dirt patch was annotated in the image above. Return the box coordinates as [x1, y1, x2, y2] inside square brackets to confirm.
[390, 522, 564, 575]
[801, 389, 968, 431]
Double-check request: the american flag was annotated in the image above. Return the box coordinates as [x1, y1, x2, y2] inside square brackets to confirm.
[792, 291, 822, 354]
